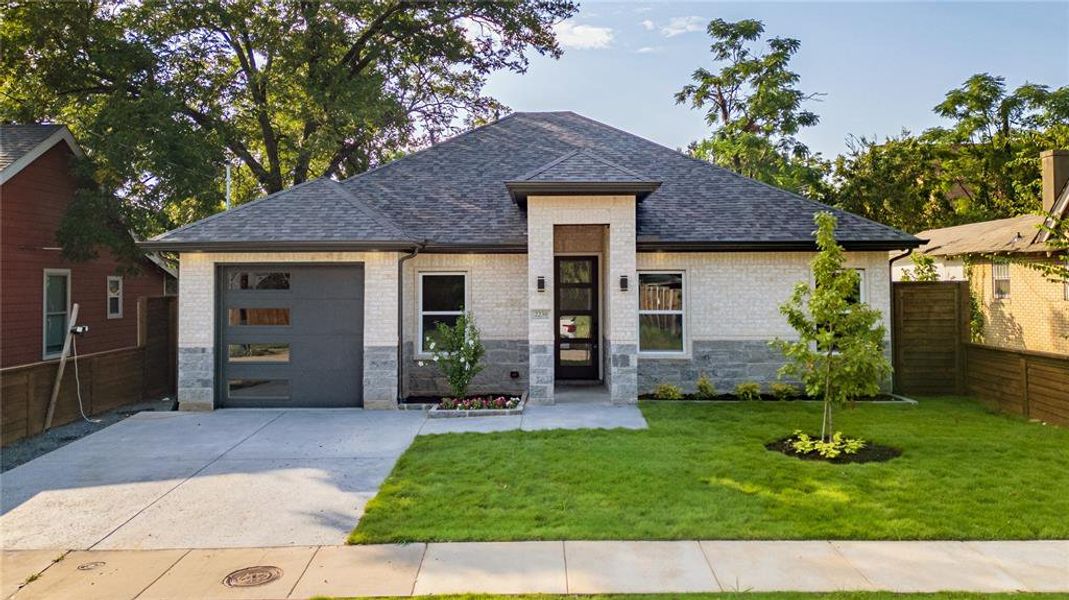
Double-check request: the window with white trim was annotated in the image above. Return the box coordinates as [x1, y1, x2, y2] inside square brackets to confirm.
[43, 270, 70, 359]
[418, 272, 467, 353]
[638, 272, 684, 353]
[993, 261, 1010, 299]
[848, 268, 866, 304]
[107, 276, 123, 319]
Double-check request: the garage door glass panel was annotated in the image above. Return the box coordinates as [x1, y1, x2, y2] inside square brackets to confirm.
[228, 272, 290, 290]
[228, 308, 290, 326]
[228, 379, 290, 399]
[228, 343, 290, 363]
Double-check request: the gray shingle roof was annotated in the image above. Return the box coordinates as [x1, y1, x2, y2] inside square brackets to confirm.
[0, 124, 64, 170]
[148, 111, 920, 250]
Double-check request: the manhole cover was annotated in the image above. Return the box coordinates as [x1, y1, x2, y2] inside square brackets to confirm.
[77, 562, 106, 571]
[222, 566, 283, 588]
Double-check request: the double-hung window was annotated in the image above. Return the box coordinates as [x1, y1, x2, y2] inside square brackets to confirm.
[848, 268, 866, 304]
[43, 270, 71, 359]
[993, 261, 1011, 299]
[107, 276, 123, 319]
[638, 272, 685, 354]
[419, 273, 467, 353]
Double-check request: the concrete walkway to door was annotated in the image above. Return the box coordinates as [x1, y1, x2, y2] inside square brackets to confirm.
[0, 404, 646, 551]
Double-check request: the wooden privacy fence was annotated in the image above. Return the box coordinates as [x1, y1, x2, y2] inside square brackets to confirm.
[964, 344, 1069, 426]
[893, 281, 1069, 426]
[1, 296, 177, 446]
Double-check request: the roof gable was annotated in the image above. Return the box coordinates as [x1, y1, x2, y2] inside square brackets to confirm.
[0, 124, 83, 185]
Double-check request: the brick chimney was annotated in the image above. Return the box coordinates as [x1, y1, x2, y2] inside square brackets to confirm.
[1040, 149, 1069, 213]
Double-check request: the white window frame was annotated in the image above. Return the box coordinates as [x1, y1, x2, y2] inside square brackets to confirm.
[107, 275, 123, 319]
[42, 269, 71, 360]
[637, 270, 687, 356]
[993, 261, 1011, 300]
[853, 268, 867, 303]
[417, 271, 469, 355]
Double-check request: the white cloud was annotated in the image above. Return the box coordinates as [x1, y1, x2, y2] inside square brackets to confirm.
[661, 16, 705, 38]
[636, 46, 661, 54]
[554, 20, 614, 50]
[640, 19, 655, 31]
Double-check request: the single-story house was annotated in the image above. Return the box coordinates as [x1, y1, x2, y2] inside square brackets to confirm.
[142, 112, 920, 410]
[893, 150, 1068, 355]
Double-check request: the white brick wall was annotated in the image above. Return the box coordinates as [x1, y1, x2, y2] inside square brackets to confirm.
[402, 253, 527, 345]
[636, 251, 893, 344]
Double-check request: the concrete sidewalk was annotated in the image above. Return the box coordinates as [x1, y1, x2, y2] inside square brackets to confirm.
[4, 540, 1066, 599]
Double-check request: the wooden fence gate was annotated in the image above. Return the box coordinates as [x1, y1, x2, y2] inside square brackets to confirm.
[891, 281, 970, 395]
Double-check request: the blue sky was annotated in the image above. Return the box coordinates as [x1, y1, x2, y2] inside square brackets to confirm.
[484, 1, 1069, 158]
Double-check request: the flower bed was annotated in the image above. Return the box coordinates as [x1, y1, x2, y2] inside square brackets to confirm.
[428, 392, 526, 418]
[765, 432, 902, 464]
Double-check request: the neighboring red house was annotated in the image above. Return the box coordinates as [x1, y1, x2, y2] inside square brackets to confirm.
[1, 124, 176, 368]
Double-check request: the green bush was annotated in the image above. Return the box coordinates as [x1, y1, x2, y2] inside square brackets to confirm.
[652, 382, 684, 400]
[427, 313, 485, 398]
[734, 381, 762, 401]
[790, 430, 866, 458]
[770, 382, 800, 401]
[695, 373, 717, 399]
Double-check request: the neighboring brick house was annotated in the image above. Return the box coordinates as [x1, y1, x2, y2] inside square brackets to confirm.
[900, 150, 1069, 355]
[142, 112, 920, 410]
[0, 124, 176, 369]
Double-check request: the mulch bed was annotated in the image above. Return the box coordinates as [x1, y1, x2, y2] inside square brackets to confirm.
[765, 435, 903, 464]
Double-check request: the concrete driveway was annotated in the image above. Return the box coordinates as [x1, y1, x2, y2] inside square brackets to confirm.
[0, 410, 426, 550]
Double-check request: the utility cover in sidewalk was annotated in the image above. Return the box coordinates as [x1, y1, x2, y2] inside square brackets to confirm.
[223, 565, 283, 587]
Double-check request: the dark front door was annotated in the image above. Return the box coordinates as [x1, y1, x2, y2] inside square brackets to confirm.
[555, 256, 599, 380]
[219, 265, 364, 408]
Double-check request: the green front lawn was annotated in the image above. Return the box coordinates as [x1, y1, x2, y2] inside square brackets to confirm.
[318, 590, 1069, 594]
[350, 398, 1069, 544]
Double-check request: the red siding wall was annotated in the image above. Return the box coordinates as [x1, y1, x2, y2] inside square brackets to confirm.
[1, 144, 170, 368]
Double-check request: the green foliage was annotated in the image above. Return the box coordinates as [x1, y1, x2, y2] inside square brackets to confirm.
[676, 18, 829, 200]
[427, 313, 486, 398]
[773, 212, 892, 441]
[830, 74, 1069, 233]
[962, 258, 987, 342]
[734, 381, 762, 401]
[0, 0, 576, 264]
[901, 253, 940, 282]
[770, 382, 800, 401]
[790, 430, 866, 459]
[695, 373, 717, 399]
[652, 383, 684, 401]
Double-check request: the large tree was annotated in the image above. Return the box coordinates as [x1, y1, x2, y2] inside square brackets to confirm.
[831, 74, 1069, 232]
[1, 0, 575, 261]
[676, 18, 828, 199]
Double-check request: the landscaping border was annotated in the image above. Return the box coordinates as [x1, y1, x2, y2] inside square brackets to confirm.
[428, 392, 528, 418]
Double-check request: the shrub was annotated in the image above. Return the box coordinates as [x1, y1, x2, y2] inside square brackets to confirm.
[695, 373, 717, 399]
[652, 382, 684, 400]
[770, 382, 800, 401]
[427, 313, 486, 398]
[734, 381, 761, 401]
[790, 430, 866, 459]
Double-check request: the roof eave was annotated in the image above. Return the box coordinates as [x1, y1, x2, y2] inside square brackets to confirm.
[638, 239, 925, 252]
[506, 180, 662, 205]
[137, 239, 419, 253]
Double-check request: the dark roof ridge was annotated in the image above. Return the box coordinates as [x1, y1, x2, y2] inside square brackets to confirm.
[340, 112, 522, 187]
[322, 179, 412, 240]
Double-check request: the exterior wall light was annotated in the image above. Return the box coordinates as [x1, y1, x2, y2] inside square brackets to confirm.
[537, 276, 546, 292]
[619, 275, 629, 292]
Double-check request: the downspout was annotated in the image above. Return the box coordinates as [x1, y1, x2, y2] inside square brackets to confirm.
[397, 241, 427, 404]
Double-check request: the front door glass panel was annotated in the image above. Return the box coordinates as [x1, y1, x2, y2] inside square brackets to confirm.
[555, 257, 598, 380]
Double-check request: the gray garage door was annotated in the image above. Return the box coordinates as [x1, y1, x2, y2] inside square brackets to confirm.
[219, 265, 364, 408]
